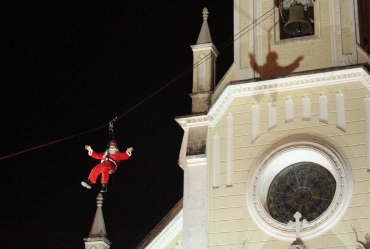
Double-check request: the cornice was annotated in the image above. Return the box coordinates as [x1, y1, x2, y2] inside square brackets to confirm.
[175, 66, 370, 129]
[191, 43, 219, 55]
[84, 237, 112, 245]
[175, 114, 209, 128]
[186, 154, 207, 167]
[209, 66, 370, 126]
[246, 137, 353, 241]
[144, 209, 183, 249]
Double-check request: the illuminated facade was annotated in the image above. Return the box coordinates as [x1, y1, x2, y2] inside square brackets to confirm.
[138, 1, 370, 248]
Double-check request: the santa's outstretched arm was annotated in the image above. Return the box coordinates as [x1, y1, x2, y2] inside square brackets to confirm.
[85, 145, 93, 156]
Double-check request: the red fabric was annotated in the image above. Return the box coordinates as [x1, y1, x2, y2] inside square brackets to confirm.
[88, 161, 115, 184]
[88, 150, 131, 184]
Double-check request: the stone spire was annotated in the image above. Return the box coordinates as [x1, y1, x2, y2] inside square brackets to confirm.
[190, 7, 218, 114]
[196, 8, 212, 44]
[84, 193, 112, 249]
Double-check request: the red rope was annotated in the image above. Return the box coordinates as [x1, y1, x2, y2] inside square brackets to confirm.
[0, 124, 107, 161]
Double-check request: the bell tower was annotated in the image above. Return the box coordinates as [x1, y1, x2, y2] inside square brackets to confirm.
[190, 7, 219, 114]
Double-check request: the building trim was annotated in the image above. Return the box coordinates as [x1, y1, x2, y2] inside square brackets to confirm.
[208, 65, 370, 126]
[135, 199, 183, 249]
[246, 137, 353, 241]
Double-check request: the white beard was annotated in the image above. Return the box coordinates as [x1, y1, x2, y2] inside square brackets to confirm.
[109, 148, 118, 154]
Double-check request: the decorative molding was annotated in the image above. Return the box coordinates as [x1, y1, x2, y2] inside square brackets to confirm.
[84, 237, 112, 245]
[285, 96, 294, 123]
[246, 137, 353, 241]
[233, 0, 254, 79]
[206, 126, 211, 183]
[191, 43, 219, 55]
[365, 97, 370, 172]
[213, 133, 220, 187]
[252, 102, 260, 143]
[319, 92, 328, 124]
[328, 0, 358, 66]
[268, 99, 277, 131]
[208, 66, 370, 127]
[256, 0, 263, 78]
[336, 89, 346, 132]
[329, 0, 338, 66]
[354, 0, 360, 44]
[347, 0, 358, 64]
[175, 115, 209, 128]
[84, 236, 111, 249]
[186, 155, 207, 167]
[302, 94, 311, 121]
[145, 209, 183, 249]
[227, 114, 233, 186]
[176, 67, 370, 140]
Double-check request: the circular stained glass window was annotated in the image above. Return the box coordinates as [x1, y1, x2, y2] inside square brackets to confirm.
[267, 162, 336, 223]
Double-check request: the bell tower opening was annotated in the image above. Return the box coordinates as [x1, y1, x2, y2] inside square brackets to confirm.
[276, 0, 315, 40]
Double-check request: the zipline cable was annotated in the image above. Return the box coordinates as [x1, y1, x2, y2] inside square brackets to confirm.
[0, 4, 287, 161]
[115, 6, 280, 122]
[0, 125, 107, 161]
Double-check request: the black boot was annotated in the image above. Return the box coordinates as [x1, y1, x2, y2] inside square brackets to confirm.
[81, 179, 92, 189]
[100, 184, 108, 193]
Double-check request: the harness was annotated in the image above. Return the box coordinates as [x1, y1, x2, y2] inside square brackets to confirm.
[105, 117, 117, 160]
[102, 157, 118, 173]
[104, 117, 119, 173]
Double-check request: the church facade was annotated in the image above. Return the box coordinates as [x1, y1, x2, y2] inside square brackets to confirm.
[138, 1, 370, 248]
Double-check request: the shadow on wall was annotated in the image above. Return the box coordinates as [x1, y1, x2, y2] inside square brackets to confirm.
[249, 26, 304, 79]
[352, 225, 370, 248]
[249, 52, 303, 79]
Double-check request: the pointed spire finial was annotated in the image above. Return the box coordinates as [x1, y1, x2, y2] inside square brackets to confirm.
[97, 193, 103, 207]
[83, 193, 112, 248]
[196, 7, 213, 44]
[202, 8, 209, 20]
[88, 193, 107, 238]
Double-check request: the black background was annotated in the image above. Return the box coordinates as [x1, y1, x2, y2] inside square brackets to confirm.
[0, 1, 232, 248]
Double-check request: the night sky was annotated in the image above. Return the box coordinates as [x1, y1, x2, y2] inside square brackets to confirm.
[1, 1, 232, 248]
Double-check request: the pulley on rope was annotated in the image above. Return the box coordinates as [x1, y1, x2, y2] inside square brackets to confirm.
[106, 117, 117, 159]
[108, 117, 117, 144]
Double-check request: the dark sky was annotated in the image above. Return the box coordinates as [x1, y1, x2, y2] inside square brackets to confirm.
[0, 1, 232, 248]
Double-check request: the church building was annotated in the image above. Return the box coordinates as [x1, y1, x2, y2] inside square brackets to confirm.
[136, 0, 370, 248]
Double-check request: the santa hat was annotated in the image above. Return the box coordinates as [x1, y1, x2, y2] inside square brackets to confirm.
[108, 141, 118, 147]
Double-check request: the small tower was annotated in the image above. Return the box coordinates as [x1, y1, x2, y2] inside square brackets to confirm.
[190, 7, 219, 114]
[83, 193, 112, 249]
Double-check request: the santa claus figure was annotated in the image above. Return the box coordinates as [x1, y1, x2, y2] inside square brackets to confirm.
[82, 141, 133, 193]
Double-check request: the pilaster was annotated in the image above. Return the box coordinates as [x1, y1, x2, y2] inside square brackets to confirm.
[176, 115, 210, 249]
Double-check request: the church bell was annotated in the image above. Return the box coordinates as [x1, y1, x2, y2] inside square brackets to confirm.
[284, 3, 312, 36]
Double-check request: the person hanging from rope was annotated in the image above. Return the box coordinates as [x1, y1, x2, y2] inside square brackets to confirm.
[81, 141, 133, 193]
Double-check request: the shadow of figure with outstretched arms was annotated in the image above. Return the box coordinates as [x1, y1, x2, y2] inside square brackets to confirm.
[249, 51, 303, 79]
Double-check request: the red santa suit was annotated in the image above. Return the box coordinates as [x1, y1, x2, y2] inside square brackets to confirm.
[87, 149, 131, 184]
